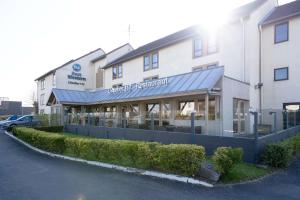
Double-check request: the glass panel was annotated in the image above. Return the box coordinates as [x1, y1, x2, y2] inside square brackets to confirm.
[129, 104, 139, 117]
[162, 103, 170, 119]
[274, 68, 288, 81]
[152, 53, 158, 68]
[194, 39, 202, 57]
[144, 55, 150, 70]
[118, 65, 122, 78]
[197, 100, 205, 120]
[176, 101, 195, 119]
[112, 67, 117, 79]
[146, 103, 160, 118]
[207, 35, 217, 53]
[209, 99, 215, 120]
[275, 23, 288, 43]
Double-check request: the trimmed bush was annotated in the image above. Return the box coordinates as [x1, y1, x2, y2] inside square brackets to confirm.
[155, 144, 205, 176]
[12, 127, 205, 177]
[212, 147, 244, 176]
[34, 126, 64, 133]
[263, 143, 291, 168]
[262, 134, 300, 168]
[12, 127, 66, 154]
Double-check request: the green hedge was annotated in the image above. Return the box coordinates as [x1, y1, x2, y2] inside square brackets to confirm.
[212, 147, 243, 176]
[155, 144, 205, 176]
[34, 126, 64, 133]
[13, 127, 66, 154]
[263, 134, 300, 168]
[12, 127, 205, 176]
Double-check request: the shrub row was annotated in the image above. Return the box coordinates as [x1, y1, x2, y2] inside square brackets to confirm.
[12, 127, 205, 176]
[212, 147, 243, 176]
[34, 126, 64, 133]
[263, 134, 300, 168]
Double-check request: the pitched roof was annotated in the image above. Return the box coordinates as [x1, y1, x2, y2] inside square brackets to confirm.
[35, 47, 104, 81]
[91, 43, 133, 63]
[261, 0, 300, 25]
[229, 0, 268, 21]
[48, 67, 224, 105]
[103, 25, 202, 69]
[103, 1, 268, 69]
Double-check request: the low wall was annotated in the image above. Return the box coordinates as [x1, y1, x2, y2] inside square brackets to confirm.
[257, 125, 300, 155]
[64, 125, 256, 162]
[64, 125, 300, 163]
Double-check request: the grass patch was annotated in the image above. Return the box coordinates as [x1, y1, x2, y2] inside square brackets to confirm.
[220, 163, 270, 184]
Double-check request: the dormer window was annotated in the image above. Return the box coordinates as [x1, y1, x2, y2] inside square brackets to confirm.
[144, 52, 159, 71]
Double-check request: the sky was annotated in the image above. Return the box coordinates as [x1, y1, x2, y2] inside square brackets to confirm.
[0, 0, 294, 106]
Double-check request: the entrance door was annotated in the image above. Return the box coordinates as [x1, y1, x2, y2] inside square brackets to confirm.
[233, 99, 249, 134]
[283, 103, 300, 129]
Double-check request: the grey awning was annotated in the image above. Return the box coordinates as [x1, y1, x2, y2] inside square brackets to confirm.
[48, 67, 224, 105]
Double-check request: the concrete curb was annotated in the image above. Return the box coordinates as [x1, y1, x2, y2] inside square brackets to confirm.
[4, 131, 213, 187]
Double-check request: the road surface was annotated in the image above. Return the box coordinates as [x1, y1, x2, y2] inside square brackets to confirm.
[1, 130, 300, 200]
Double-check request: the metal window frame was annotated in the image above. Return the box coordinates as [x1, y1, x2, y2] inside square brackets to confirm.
[274, 21, 289, 44]
[193, 38, 203, 58]
[274, 67, 289, 81]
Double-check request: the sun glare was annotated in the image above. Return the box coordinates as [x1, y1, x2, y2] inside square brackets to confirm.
[193, 0, 248, 34]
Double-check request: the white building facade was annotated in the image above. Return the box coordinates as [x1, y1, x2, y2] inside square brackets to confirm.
[39, 0, 300, 136]
[36, 44, 133, 114]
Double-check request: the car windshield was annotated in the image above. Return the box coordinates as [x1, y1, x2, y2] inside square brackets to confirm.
[6, 115, 18, 121]
[17, 116, 32, 121]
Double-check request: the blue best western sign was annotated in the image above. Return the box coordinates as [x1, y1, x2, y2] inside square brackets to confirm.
[68, 63, 86, 86]
[72, 63, 81, 72]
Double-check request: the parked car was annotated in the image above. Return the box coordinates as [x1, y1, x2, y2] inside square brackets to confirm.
[0, 115, 20, 128]
[0, 115, 41, 130]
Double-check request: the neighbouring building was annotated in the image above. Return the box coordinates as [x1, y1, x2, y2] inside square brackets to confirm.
[37, 0, 300, 136]
[0, 100, 33, 116]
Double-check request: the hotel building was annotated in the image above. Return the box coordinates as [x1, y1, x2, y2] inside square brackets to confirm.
[36, 0, 300, 137]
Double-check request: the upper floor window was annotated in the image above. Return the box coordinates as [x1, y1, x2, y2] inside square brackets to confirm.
[41, 79, 45, 90]
[112, 83, 123, 88]
[207, 36, 218, 54]
[193, 38, 203, 57]
[144, 52, 159, 71]
[112, 65, 122, 79]
[143, 75, 159, 82]
[193, 62, 218, 71]
[275, 22, 288, 44]
[274, 67, 288, 81]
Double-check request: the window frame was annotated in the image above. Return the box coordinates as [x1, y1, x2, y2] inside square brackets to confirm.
[143, 52, 159, 71]
[274, 21, 289, 44]
[193, 38, 203, 58]
[143, 55, 150, 71]
[112, 65, 123, 79]
[207, 35, 218, 54]
[143, 75, 159, 82]
[112, 83, 123, 88]
[274, 67, 289, 81]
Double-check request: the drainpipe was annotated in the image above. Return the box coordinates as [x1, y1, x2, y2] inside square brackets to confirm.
[259, 25, 262, 116]
[241, 17, 246, 82]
